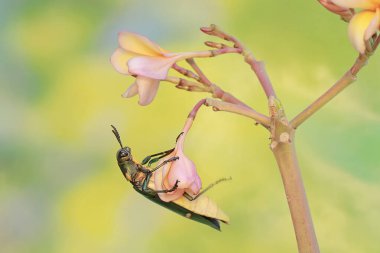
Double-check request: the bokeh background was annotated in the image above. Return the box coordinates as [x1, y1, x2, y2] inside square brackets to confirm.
[1, 0, 380, 252]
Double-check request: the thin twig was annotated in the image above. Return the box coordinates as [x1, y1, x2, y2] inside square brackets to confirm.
[165, 76, 209, 92]
[201, 24, 277, 98]
[290, 53, 369, 128]
[205, 98, 271, 127]
[172, 64, 201, 81]
[186, 58, 213, 86]
[171, 61, 252, 108]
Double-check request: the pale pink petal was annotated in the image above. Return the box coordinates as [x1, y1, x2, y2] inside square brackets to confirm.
[364, 8, 380, 40]
[331, 0, 378, 9]
[110, 48, 137, 74]
[348, 10, 377, 53]
[162, 157, 175, 190]
[154, 163, 166, 191]
[135, 76, 160, 106]
[121, 82, 138, 98]
[118, 32, 168, 56]
[167, 154, 197, 189]
[187, 174, 202, 195]
[153, 166, 185, 202]
[128, 55, 181, 80]
[153, 152, 175, 190]
[175, 132, 186, 152]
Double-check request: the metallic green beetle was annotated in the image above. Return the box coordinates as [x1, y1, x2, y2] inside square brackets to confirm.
[111, 125, 230, 231]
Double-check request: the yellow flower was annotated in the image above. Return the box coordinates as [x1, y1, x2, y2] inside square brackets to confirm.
[111, 32, 208, 105]
[332, 0, 380, 53]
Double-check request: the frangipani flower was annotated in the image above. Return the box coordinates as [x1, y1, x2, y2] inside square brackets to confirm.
[331, 0, 380, 53]
[154, 118, 202, 202]
[111, 32, 209, 105]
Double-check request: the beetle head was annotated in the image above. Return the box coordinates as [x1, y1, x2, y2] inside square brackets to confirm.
[111, 125, 133, 162]
[116, 146, 132, 162]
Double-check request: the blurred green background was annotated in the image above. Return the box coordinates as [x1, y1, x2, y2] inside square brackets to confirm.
[1, 0, 380, 252]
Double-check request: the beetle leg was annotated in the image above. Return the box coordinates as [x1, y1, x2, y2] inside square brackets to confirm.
[184, 177, 232, 201]
[141, 174, 180, 194]
[150, 156, 179, 173]
[141, 148, 174, 166]
[141, 132, 183, 166]
[154, 180, 180, 193]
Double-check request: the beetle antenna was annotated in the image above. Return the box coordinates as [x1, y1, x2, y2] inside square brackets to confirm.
[184, 177, 232, 201]
[111, 125, 123, 148]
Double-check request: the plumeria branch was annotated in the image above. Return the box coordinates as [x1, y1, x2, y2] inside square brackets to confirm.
[205, 98, 271, 127]
[318, 0, 355, 22]
[186, 58, 213, 86]
[171, 60, 252, 108]
[165, 76, 208, 92]
[201, 24, 277, 98]
[172, 63, 201, 82]
[290, 52, 369, 129]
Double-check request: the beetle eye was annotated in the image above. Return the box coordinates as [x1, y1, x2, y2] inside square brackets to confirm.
[119, 151, 128, 158]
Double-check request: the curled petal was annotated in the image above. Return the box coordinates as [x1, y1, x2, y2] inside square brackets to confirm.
[110, 48, 137, 74]
[128, 55, 183, 80]
[121, 82, 138, 98]
[364, 8, 380, 40]
[187, 174, 202, 195]
[154, 159, 185, 202]
[118, 32, 167, 56]
[348, 10, 378, 53]
[331, 0, 378, 9]
[135, 76, 160, 106]
[167, 154, 197, 189]
[154, 170, 185, 202]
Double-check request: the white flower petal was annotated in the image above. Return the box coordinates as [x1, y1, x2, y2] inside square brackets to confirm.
[121, 82, 138, 98]
[128, 55, 181, 80]
[135, 76, 160, 106]
[118, 32, 167, 56]
[110, 48, 136, 75]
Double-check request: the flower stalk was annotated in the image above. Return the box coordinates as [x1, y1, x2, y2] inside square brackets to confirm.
[201, 24, 276, 98]
[291, 53, 369, 129]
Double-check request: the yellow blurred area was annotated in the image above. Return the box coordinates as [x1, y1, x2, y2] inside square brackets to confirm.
[9, 5, 90, 63]
[1, 1, 380, 253]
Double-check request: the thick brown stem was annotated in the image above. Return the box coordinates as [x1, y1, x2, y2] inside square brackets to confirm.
[269, 97, 319, 253]
[272, 133, 320, 253]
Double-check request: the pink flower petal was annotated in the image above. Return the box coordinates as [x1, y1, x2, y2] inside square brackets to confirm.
[152, 122, 202, 202]
[110, 48, 137, 74]
[188, 174, 202, 195]
[153, 165, 185, 202]
[121, 82, 138, 98]
[128, 55, 181, 80]
[348, 10, 377, 54]
[118, 32, 168, 56]
[167, 154, 197, 189]
[135, 76, 160, 106]
[331, 0, 378, 9]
